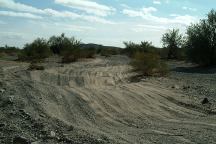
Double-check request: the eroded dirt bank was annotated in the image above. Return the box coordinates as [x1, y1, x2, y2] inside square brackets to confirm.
[0, 56, 216, 144]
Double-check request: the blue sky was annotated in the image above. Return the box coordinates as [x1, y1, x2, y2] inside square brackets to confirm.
[0, 0, 215, 48]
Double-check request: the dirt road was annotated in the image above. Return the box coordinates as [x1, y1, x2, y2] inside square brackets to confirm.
[0, 56, 216, 144]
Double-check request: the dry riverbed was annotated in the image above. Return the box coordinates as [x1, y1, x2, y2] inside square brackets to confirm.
[0, 56, 216, 144]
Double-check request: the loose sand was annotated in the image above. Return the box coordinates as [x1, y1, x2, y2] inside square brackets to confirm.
[0, 56, 216, 144]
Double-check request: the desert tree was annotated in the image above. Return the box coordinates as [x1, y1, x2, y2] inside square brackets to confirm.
[123, 41, 140, 57]
[186, 9, 216, 66]
[48, 33, 81, 55]
[140, 41, 156, 53]
[123, 41, 156, 57]
[162, 29, 183, 59]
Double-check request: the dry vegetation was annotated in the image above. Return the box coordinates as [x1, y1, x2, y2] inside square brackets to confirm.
[131, 52, 168, 76]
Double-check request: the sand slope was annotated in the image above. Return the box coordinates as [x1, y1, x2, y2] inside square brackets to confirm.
[0, 56, 216, 144]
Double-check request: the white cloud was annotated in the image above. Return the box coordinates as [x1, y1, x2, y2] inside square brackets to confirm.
[132, 24, 167, 32]
[0, 0, 44, 14]
[54, 0, 115, 17]
[29, 21, 95, 32]
[170, 14, 180, 17]
[120, 4, 131, 9]
[122, 7, 157, 17]
[81, 15, 115, 24]
[0, 11, 43, 19]
[153, 0, 161, 5]
[54, 23, 95, 32]
[0, 0, 114, 24]
[43, 9, 115, 24]
[122, 7, 197, 26]
[44, 8, 80, 18]
[152, 0, 170, 5]
[182, 6, 197, 12]
[172, 15, 197, 25]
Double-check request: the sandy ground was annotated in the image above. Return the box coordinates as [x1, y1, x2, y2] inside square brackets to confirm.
[0, 56, 216, 144]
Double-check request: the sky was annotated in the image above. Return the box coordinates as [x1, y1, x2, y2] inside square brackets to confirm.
[0, 0, 215, 48]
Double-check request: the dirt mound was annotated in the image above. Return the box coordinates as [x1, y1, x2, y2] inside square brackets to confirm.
[0, 56, 216, 144]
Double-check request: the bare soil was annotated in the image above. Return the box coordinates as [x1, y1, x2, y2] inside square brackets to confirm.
[0, 56, 216, 144]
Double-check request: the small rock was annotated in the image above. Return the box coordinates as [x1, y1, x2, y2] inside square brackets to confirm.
[50, 131, 56, 138]
[0, 89, 5, 93]
[172, 85, 180, 89]
[39, 114, 46, 118]
[19, 109, 31, 120]
[97, 138, 103, 142]
[13, 136, 30, 144]
[202, 98, 209, 105]
[8, 96, 14, 104]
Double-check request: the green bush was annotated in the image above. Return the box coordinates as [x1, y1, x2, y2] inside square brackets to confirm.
[100, 48, 120, 57]
[80, 48, 96, 58]
[61, 47, 96, 63]
[122, 41, 141, 57]
[18, 38, 51, 62]
[162, 29, 184, 59]
[186, 9, 216, 66]
[123, 41, 158, 57]
[0, 46, 20, 56]
[48, 33, 81, 55]
[48, 33, 96, 63]
[62, 53, 78, 63]
[131, 52, 168, 76]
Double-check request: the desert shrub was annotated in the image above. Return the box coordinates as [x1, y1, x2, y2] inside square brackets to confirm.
[0, 46, 21, 60]
[123, 41, 158, 57]
[122, 41, 140, 57]
[186, 9, 216, 66]
[0, 46, 20, 56]
[18, 38, 51, 62]
[80, 48, 96, 58]
[61, 47, 80, 63]
[28, 63, 44, 70]
[162, 29, 184, 59]
[100, 48, 120, 57]
[158, 48, 169, 59]
[48, 33, 92, 63]
[48, 33, 81, 55]
[48, 35, 62, 54]
[61, 47, 96, 63]
[131, 52, 168, 76]
[140, 41, 157, 53]
[0, 52, 6, 58]
[159, 47, 186, 60]
[62, 53, 78, 63]
[176, 47, 187, 60]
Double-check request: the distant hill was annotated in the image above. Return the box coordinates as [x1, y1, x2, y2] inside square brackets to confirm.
[80, 43, 122, 50]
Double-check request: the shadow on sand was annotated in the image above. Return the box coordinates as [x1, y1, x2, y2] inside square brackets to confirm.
[172, 65, 216, 74]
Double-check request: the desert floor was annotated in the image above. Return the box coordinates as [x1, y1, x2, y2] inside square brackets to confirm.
[1, 55, 216, 144]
